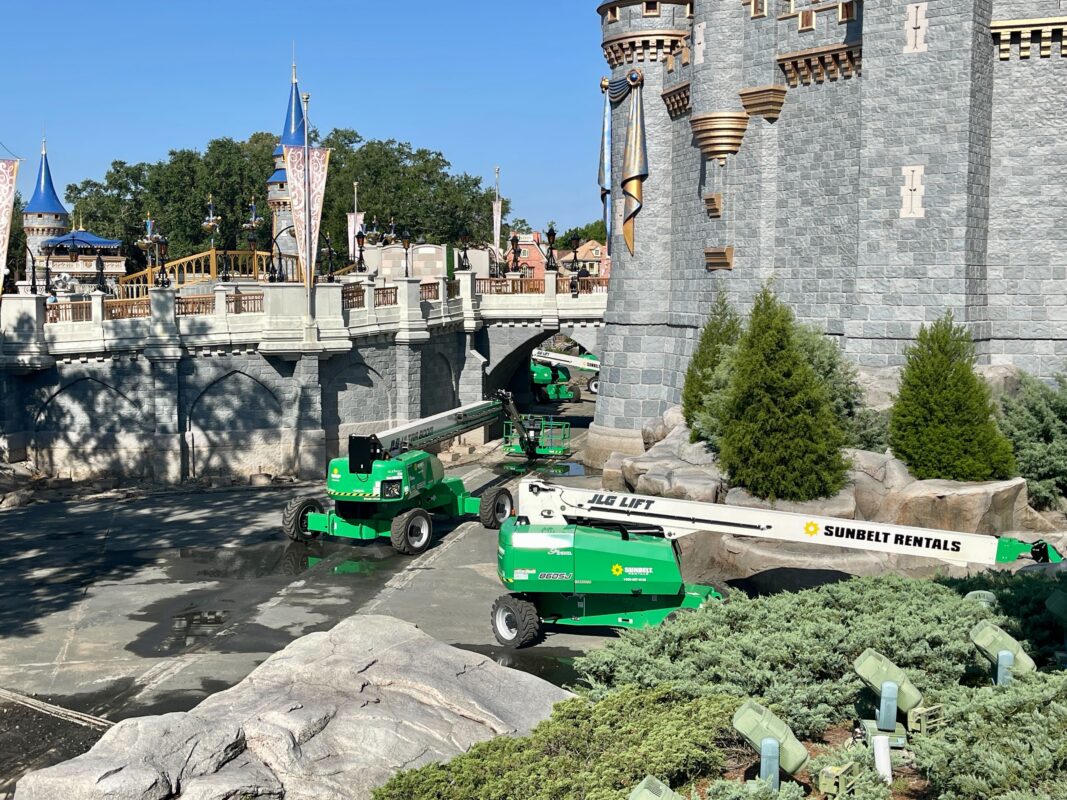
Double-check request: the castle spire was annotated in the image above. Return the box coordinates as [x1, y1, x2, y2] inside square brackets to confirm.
[25, 137, 68, 215]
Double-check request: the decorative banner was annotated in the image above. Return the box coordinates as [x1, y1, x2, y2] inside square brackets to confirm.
[283, 145, 331, 282]
[0, 159, 19, 293]
[598, 78, 612, 256]
[604, 69, 647, 256]
[347, 211, 365, 258]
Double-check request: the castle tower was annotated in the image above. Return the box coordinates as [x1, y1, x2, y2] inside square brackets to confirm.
[266, 64, 307, 258]
[22, 139, 70, 272]
[586, 0, 693, 465]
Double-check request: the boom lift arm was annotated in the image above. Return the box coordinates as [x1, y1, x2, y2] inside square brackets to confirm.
[531, 349, 600, 374]
[516, 480, 1063, 567]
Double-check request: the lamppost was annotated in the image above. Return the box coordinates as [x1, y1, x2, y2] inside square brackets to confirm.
[569, 233, 581, 297]
[202, 194, 222, 249]
[510, 233, 521, 275]
[355, 229, 366, 272]
[95, 254, 106, 293]
[137, 216, 170, 287]
[242, 195, 264, 279]
[401, 231, 412, 279]
[41, 243, 53, 294]
[458, 232, 472, 271]
[26, 243, 38, 295]
[268, 225, 295, 283]
[545, 226, 558, 272]
[321, 232, 336, 282]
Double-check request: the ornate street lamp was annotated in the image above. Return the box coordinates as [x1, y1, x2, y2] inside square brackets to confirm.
[458, 231, 472, 271]
[42, 243, 54, 294]
[545, 226, 558, 272]
[570, 234, 581, 272]
[242, 195, 264, 280]
[201, 194, 222, 249]
[95, 254, 106, 293]
[510, 234, 521, 274]
[323, 232, 336, 282]
[402, 230, 412, 279]
[355, 229, 366, 272]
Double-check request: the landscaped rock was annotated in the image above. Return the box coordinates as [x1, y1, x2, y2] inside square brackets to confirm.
[602, 452, 628, 492]
[663, 405, 685, 433]
[15, 616, 571, 800]
[975, 364, 1024, 400]
[1, 488, 33, 509]
[880, 477, 1027, 535]
[249, 473, 273, 487]
[635, 465, 674, 497]
[856, 366, 900, 411]
[641, 417, 669, 449]
[665, 466, 722, 503]
[724, 486, 858, 520]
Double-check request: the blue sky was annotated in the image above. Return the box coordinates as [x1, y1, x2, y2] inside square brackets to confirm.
[4, 1, 606, 231]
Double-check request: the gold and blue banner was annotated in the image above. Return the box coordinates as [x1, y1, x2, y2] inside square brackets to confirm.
[0, 159, 19, 294]
[283, 145, 331, 283]
[600, 70, 647, 256]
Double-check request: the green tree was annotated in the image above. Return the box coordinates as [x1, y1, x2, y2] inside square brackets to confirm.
[718, 287, 848, 502]
[682, 293, 741, 428]
[558, 219, 608, 247]
[998, 374, 1067, 509]
[888, 313, 1016, 481]
[4, 193, 26, 285]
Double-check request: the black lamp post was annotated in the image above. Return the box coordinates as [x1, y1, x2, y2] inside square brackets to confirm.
[242, 196, 264, 281]
[323, 232, 336, 282]
[202, 194, 222, 249]
[27, 244, 38, 295]
[355, 229, 366, 272]
[267, 225, 295, 283]
[545, 226, 558, 272]
[95, 254, 106, 293]
[458, 232, 471, 271]
[401, 230, 412, 279]
[510, 234, 521, 274]
[42, 244, 53, 294]
[569, 234, 581, 297]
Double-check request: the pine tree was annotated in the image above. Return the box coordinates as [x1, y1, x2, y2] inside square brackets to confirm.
[718, 287, 847, 502]
[681, 293, 742, 428]
[888, 313, 1016, 481]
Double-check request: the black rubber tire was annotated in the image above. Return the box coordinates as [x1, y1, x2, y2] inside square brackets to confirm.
[390, 508, 433, 555]
[570, 386, 582, 403]
[491, 594, 541, 648]
[587, 376, 599, 395]
[282, 497, 324, 542]
[479, 487, 514, 530]
[534, 386, 550, 404]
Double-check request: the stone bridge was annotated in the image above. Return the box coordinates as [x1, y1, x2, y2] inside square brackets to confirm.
[0, 273, 606, 480]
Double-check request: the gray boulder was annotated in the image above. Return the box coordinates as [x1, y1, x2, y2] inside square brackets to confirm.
[15, 616, 571, 800]
[856, 366, 900, 411]
[880, 477, 1027, 535]
[663, 405, 685, 433]
[1, 488, 34, 509]
[724, 486, 858, 520]
[641, 417, 669, 449]
[665, 466, 722, 504]
[602, 452, 628, 492]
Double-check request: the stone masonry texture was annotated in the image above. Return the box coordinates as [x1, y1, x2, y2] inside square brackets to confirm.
[592, 0, 1067, 441]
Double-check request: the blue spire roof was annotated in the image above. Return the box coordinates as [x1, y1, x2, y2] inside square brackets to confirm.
[24, 141, 68, 215]
[273, 65, 306, 156]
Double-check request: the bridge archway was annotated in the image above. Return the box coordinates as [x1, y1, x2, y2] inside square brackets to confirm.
[187, 371, 283, 478]
[322, 361, 393, 460]
[483, 325, 604, 404]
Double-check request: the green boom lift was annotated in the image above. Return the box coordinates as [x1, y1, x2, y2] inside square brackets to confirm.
[281, 391, 565, 556]
[490, 479, 1065, 647]
[530, 348, 601, 398]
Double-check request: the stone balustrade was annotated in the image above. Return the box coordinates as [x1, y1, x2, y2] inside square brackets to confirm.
[0, 272, 608, 369]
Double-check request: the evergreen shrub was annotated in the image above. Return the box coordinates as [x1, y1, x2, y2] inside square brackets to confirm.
[372, 686, 736, 800]
[912, 672, 1067, 800]
[1000, 374, 1067, 510]
[717, 288, 848, 501]
[574, 576, 1002, 738]
[682, 294, 742, 429]
[849, 407, 890, 453]
[806, 744, 891, 800]
[699, 780, 805, 799]
[888, 313, 1016, 481]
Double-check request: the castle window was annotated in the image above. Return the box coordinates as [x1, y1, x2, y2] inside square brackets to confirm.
[751, 0, 767, 18]
[607, 4, 620, 22]
[37, 214, 42, 219]
[784, 0, 796, 13]
[798, 9, 815, 30]
[838, 1, 855, 22]
[643, 1, 660, 17]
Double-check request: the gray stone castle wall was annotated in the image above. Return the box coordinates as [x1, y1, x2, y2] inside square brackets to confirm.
[589, 0, 1067, 457]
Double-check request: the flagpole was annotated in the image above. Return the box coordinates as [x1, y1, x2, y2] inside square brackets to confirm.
[302, 92, 313, 328]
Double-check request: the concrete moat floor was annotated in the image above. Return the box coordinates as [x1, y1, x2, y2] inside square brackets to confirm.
[0, 399, 609, 794]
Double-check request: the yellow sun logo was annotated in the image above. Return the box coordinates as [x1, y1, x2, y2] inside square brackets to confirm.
[611, 563, 624, 576]
[804, 521, 820, 537]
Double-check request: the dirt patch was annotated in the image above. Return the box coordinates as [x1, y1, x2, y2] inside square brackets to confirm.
[0, 699, 105, 796]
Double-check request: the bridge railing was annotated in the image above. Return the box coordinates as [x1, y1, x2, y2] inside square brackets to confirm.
[556, 276, 610, 295]
[117, 249, 302, 298]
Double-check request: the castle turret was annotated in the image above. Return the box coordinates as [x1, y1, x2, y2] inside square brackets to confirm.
[586, 0, 692, 465]
[267, 64, 307, 258]
[22, 139, 70, 272]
